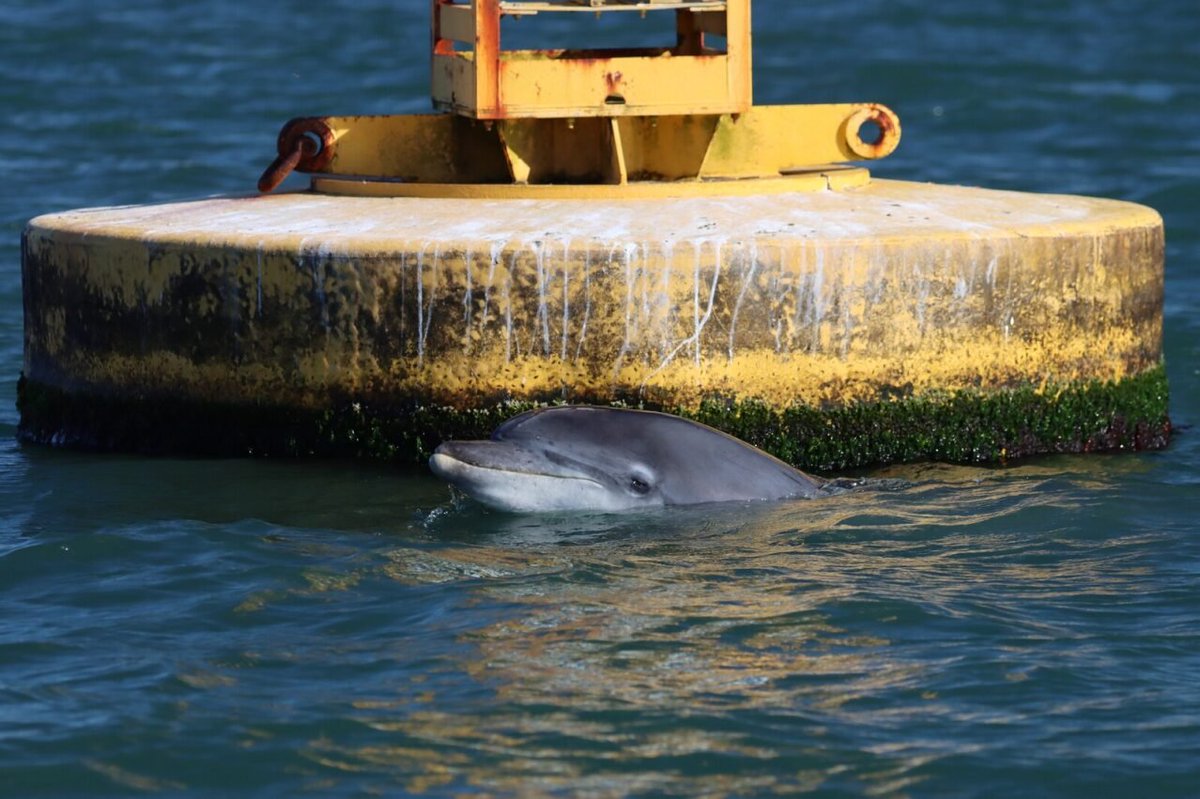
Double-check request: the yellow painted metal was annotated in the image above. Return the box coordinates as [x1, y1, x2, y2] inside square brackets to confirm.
[431, 0, 751, 119]
[23, 181, 1163, 414]
[257, 1, 900, 194]
[311, 167, 868, 198]
[699, 104, 900, 176]
[497, 2, 728, 14]
[440, 50, 746, 118]
[292, 104, 898, 191]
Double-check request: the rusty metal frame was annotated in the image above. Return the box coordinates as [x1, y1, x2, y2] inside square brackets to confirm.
[258, 1, 902, 194]
[430, 0, 751, 119]
[261, 103, 900, 194]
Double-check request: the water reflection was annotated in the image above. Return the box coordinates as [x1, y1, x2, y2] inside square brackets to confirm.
[13, 446, 446, 537]
[293, 463, 1164, 795]
[4, 441, 1172, 796]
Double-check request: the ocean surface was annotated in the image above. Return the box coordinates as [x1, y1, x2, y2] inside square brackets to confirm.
[2, 1, 1198, 796]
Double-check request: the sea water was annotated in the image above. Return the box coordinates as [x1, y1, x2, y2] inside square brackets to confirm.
[1, 2, 1198, 796]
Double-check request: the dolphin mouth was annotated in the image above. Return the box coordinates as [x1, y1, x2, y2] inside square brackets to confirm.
[429, 441, 613, 512]
[430, 441, 602, 485]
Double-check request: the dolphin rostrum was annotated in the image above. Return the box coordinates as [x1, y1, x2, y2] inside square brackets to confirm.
[429, 406, 827, 513]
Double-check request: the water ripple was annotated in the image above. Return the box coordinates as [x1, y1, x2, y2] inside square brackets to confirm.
[2, 0, 1199, 796]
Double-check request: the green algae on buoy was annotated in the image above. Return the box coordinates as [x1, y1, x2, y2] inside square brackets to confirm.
[18, 0, 1169, 468]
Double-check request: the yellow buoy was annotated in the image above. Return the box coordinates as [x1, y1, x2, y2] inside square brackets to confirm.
[19, 0, 1168, 468]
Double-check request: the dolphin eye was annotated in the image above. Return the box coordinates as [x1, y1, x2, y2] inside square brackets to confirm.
[629, 475, 652, 495]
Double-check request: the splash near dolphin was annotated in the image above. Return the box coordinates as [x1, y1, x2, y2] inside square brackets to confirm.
[429, 406, 827, 513]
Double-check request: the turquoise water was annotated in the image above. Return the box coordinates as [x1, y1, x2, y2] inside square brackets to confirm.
[2, 2, 1198, 796]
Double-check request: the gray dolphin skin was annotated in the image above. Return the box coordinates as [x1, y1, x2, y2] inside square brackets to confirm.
[428, 406, 827, 513]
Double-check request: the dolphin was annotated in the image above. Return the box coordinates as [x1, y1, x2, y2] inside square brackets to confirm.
[428, 406, 827, 513]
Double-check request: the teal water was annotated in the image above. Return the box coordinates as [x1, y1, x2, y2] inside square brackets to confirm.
[2, 2, 1198, 796]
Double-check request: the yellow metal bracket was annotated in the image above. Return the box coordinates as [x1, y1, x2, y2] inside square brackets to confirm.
[267, 103, 898, 195]
[432, 0, 751, 119]
[258, 0, 902, 195]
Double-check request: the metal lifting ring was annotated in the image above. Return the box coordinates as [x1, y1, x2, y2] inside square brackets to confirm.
[257, 118, 336, 193]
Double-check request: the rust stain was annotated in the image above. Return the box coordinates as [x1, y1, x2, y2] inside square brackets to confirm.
[479, 0, 503, 117]
[432, 0, 456, 56]
[604, 70, 624, 97]
[257, 117, 336, 193]
[477, 0, 500, 49]
[256, 140, 308, 194]
[847, 104, 901, 160]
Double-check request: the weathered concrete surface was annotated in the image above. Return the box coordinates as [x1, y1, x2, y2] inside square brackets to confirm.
[20, 179, 1167, 464]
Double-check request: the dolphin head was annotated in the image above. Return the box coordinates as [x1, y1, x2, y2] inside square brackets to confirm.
[429, 406, 825, 513]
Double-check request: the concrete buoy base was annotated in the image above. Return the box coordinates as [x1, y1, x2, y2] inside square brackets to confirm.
[20, 179, 1168, 468]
